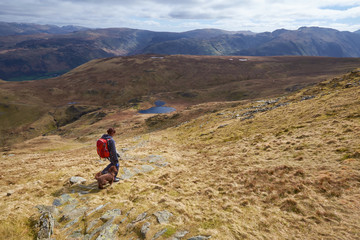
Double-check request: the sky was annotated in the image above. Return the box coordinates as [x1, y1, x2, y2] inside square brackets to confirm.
[1, 0, 360, 33]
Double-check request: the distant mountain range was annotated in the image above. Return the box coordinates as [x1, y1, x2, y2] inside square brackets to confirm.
[0, 22, 88, 36]
[0, 22, 360, 81]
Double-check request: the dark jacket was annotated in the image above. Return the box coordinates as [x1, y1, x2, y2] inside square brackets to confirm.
[101, 134, 118, 162]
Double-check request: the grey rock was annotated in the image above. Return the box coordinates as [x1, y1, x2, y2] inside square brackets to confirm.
[100, 209, 122, 222]
[154, 210, 173, 224]
[86, 219, 100, 233]
[86, 203, 110, 217]
[63, 218, 78, 229]
[132, 212, 147, 223]
[142, 155, 164, 163]
[152, 228, 167, 240]
[70, 176, 87, 185]
[84, 217, 115, 240]
[78, 191, 90, 196]
[155, 162, 169, 167]
[96, 224, 119, 240]
[141, 222, 151, 238]
[36, 205, 59, 217]
[36, 211, 54, 240]
[120, 216, 128, 224]
[61, 202, 78, 215]
[78, 182, 98, 190]
[139, 165, 155, 173]
[187, 236, 211, 240]
[52, 194, 72, 206]
[60, 207, 87, 222]
[131, 167, 142, 175]
[168, 230, 189, 240]
[217, 124, 228, 129]
[69, 229, 83, 239]
[141, 155, 169, 167]
[126, 223, 134, 231]
[301, 95, 315, 101]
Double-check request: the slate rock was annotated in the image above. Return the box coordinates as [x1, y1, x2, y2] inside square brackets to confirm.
[63, 218, 79, 229]
[168, 230, 189, 240]
[96, 224, 119, 240]
[61, 202, 78, 215]
[139, 165, 155, 173]
[60, 207, 87, 222]
[100, 209, 122, 222]
[141, 222, 151, 238]
[187, 236, 211, 240]
[154, 210, 173, 224]
[36, 211, 54, 240]
[142, 155, 163, 163]
[52, 194, 72, 206]
[86, 203, 110, 217]
[86, 219, 100, 233]
[132, 212, 147, 223]
[152, 228, 167, 240]
[84, 217, 115, 240]
[301, 95, 315, 101]
[36, 205, 59, 217]
[70, 176, 87, 185]
[69, 229, 83, 239]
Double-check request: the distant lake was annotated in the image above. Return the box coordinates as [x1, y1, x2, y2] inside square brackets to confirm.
[138, 100, 176, 114]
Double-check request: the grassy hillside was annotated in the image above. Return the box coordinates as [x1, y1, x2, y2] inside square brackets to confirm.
[0, 69, 359, 239]
[1, 55, 360, 148]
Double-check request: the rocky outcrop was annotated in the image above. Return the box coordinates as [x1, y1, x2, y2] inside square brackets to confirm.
[35, 191, 210, 239]
[34, 152, 210, 239]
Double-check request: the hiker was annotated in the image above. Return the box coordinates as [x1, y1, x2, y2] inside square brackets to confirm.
[99, 128, 120, 182]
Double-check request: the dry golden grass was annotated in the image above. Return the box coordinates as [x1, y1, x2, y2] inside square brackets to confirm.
[0, 70, 360, 239]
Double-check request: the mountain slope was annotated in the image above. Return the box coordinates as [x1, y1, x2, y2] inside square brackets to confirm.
[237, 27, 360, 57]
[0, 69, 359, 239]
[1, 25, 360, 80]
[0, 21, 88, 36]
[144, 27, 360, 57]
[1, 55, 360, 147]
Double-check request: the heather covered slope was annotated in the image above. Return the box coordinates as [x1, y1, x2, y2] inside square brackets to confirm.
[0, 69, 359, 239]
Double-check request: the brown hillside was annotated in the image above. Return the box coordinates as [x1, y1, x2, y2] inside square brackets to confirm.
[0, 69, 359, 239]
[1, 55, 360, 148]
[2, 55, 360, 107]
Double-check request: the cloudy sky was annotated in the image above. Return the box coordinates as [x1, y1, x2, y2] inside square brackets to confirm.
[1, 0, 360, 32]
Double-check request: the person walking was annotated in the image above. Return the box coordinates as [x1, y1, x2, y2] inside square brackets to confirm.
[100, 128, 120, 182]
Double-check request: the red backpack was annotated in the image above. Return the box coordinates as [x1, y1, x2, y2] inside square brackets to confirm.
[97, 138, 110, 158]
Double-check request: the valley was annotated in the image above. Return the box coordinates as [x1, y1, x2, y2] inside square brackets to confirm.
[0, 66, 359, 239]
[0, 50, 360, 239]
[1, 55, 360, 148]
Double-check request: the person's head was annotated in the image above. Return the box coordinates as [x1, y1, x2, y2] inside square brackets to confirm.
[107, 128, 116, 136]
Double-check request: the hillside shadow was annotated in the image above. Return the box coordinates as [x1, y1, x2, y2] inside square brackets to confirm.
[52, 181, 105, 197]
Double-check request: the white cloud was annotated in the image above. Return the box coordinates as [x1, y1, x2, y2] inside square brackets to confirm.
[0, 0, 359, 32]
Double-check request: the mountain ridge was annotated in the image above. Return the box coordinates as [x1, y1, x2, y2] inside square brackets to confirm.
[1, 23, 360, 80]
[0, 21, 89, 36]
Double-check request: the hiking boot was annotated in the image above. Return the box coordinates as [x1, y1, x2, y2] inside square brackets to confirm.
[114, 177, 120, 182]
